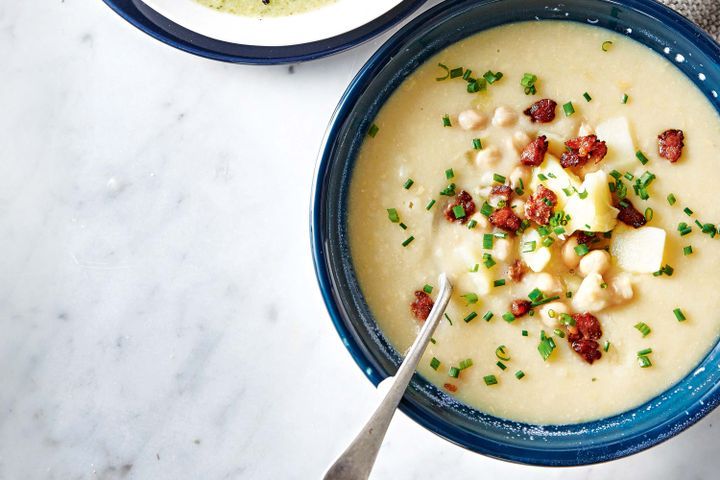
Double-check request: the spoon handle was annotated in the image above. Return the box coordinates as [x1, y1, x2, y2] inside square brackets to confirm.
[324, 274, 453, 480]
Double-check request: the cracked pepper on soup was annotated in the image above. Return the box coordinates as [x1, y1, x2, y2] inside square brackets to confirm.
[349, 21, 720, 425]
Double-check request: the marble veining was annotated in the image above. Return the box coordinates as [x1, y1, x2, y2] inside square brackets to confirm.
[0, 1, 718, 479]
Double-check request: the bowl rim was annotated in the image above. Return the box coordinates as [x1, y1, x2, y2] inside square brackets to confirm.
[101, 0, 427, 65]
[311, 0, 720, 466]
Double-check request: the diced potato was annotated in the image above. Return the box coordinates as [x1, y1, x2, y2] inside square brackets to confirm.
[595, 117, 636, 172]
[520, 228, 551, 273]
[610, 226, 666, 273]
[529, 155, 583, 210]
[537, 130, 567, 158]
[565, 170, 619, 234]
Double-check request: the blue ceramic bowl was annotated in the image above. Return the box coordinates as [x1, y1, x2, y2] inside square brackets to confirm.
[311, 0, 720, 466]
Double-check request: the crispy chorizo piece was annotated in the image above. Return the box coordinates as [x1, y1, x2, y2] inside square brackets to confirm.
[489, 206, 522, 233]
[523, 99, 557, 123]
[490, 184, 513, 201]
[508, 259, 528, 282]
[443, 383, 458, 392]
[567, 312, 603, 364]
[525, 184, 558, 226]
[658, 129, 684, 162]
[520, 135, 549, 166]
[560, 135, 608, 168]
[575, 231, 598, 246]
[444, 190, 476, 224]
[511, 299, 532, 317]
[411, 291, 434, 322]
[616, 199, 647, 228]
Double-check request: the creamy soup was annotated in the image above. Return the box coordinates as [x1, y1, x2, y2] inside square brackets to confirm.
[349, 21, 720, 425]
[195, 0, 335, 17]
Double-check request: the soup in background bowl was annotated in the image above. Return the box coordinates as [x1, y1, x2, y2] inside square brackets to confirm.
[312, 0, 720, 466]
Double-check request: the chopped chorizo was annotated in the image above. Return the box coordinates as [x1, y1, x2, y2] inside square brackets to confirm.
[658, 129, 684, 162]
[488, 206, 522, 233]
[575, 231, 598, 246]
[511, 299, 532, 317]
[520, 135, 549, 166]
[524, 184, 557, 226]
[567, 312, 603, 364]
[411, 291, 434, 322]
[508, 259, 527, 282]
[560, 135, 608, 168]
[523, 99, 557, 123]
[616, 199, 647, 228]
[490, 184, 513, 201]
[444, 190, 476, 224]
[443, 383, 458, 392]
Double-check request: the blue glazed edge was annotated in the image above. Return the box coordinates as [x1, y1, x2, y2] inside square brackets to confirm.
[311, 0, 720, 467]
[101, 0, 427, 65]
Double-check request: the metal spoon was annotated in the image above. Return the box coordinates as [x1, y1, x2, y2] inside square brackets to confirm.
[324, 273, 453, 480]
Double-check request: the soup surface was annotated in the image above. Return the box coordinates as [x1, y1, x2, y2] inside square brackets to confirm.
[195, 0, 335, 17]
[349, 21, 720, 425]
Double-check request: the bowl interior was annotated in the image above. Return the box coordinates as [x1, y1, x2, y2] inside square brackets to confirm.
[313, 0, 720, 466]
[140, 0, 405, 46]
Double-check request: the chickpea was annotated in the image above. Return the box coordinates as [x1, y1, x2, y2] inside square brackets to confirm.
[511, 131, 532, 152]
[534, 272, 563, 294]
[539, 301, 569, 328]
[509, 166, 531, 191]
[475, 145, 501, 168]
[610, 273, 634, 303]
[493, 238, 512, 261]
[562, 236, 581, 270]
[578, 250, 611, 277]
[511, 199, 525, 219]
[458, 109, 488, 131]
[492, 106, 518, 127]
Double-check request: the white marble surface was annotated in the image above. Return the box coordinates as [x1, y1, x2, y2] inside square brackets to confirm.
[0, 1, 718, 479]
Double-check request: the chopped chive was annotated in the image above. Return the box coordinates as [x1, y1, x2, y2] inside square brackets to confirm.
[462, 69, 472, 80]
[494, 231, 508, 239]
[624, 172, 635, 180]
[442, 114, 452, 127]
[622, 93, 629, 104]
[495, 345, 511, 361]
[482, 254, 496, 269]
[483, 70, 503, 84]
[538, 338, 555, 361]
[464, 311, 478, 323]
[583, 92, 592, 102]
[494, 279, 506, 288]
[458, 358, 473, 370]
[603, 340, 610, 352]
[530, 295, 560, 308]
[430, 338, 436, 344]
[562, 101, 575, 116]
[496, 361, 507, 370]
[601, 40, 613, 51]
[461, 293, 479, 305]
[684, 207, 694, 216]
[560, 313, 576, 327]
[367, 123, 379, 137]
[467, 219, 478, 229]
[473, 138, 483, 150]
[683, 246, 693, 256]
[399, 223, 407, 230]
[528, 288, 543, 302]
[387, 208, 400, 223]
[423, 284, 433, 294]
[425, 199, 436, 210]
[522, 241, 537, 253]
[644, 208, 653, 222]
[444, 313, 453, 325]
[553, 328, 566, 338]
[537, 173, 548, 181]
[448, 366, 460, 378]
[542, 236, 555, 248]
[402, 236, 415, 247]
[435, 63, 450, 81]
[483, 233, 494, 249]
[480, 202, 493, 217]
[574, 244, 590, 256]
[667, 193, 677, 205]
[483, 374, 498, 386]
[445, 168, 454, 179]
[430, 357, 441, 370]
[449, 67, 463, 78]
[566, 291, 573, 298]
[637, 348, 653, 356]
[493, 173, 506, 183]
[638, 355, 652, 368]
[636, 150, 649, 165]
[439, 183, 456, 196]
[610, 170, 622, 180]
[403, 178, 414, 189]
[452, 205, 466, 219]
[482, 311, 494, 322]
[502, 312, 516, 323]
[634, 322, 651, 337]
[522, 329, 528, 337]
[515, 370, 525, 379]
[673, 308, 686, 322]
